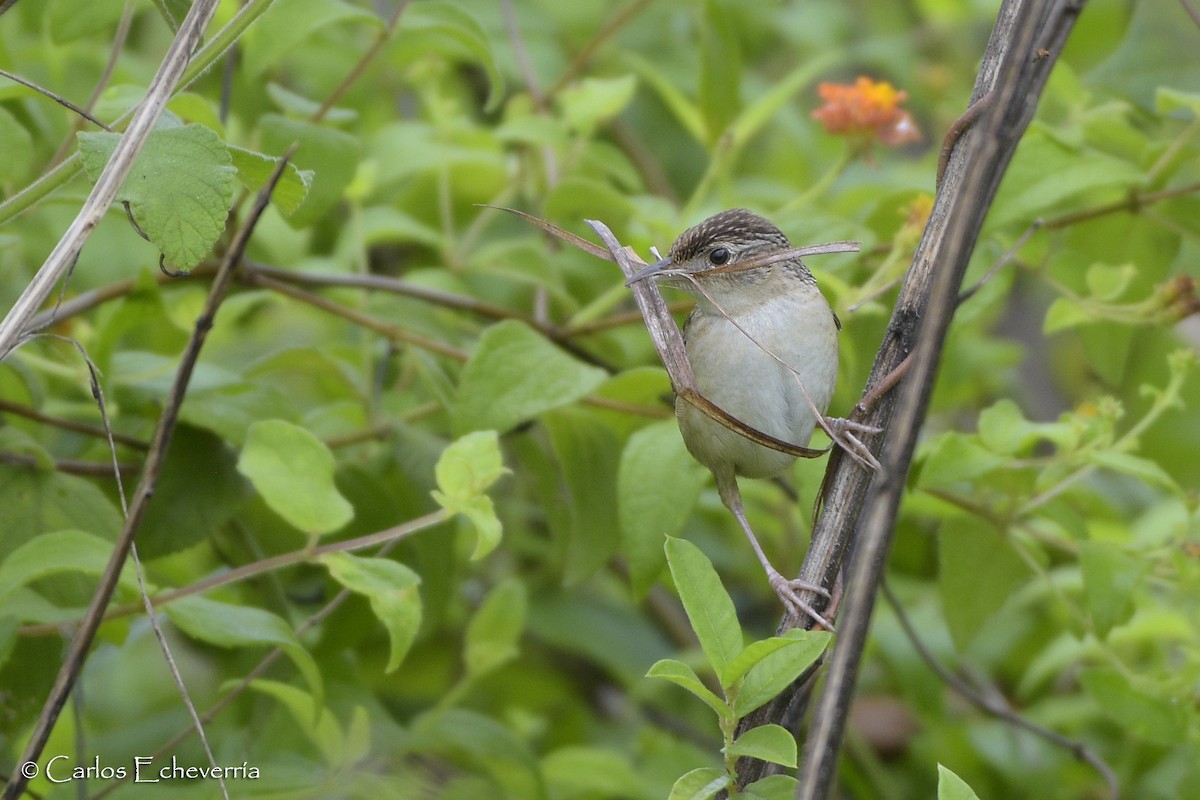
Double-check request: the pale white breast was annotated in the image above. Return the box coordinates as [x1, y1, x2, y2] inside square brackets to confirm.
[677, 286, 839, 479]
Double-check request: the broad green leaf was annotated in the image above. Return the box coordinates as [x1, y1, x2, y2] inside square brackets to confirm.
[1085, 263, 1136, 301]
[0, 469, 122, 560]
[227, 145, 313, 215]
[431, 430, 507, 559]
[557, 75, 637, 135]
[723, 629, 831, 688]
[917, 431, 1006, 488]
[1088, 450, 1178, 491]
[464, 578, 526, 679]
[0, 108, 32, 183]
[742, 774, 800, 800]
[321, 552, 421, 672]
[167, 596, 322, 703]
[1080, 541, 1146, 638]
[399, 1, 505, 111]
[618, 420, 707, 597]
[139, 426, 247, 558]
[0, 531, 136, 607]
[259, 114, 362, 229]
[78, 124, 236, 268]
[413, 708, 543, 800]
[725, 724, 796, 768]
[937, 764, 982, 800]
[237, 419, 354, 537]
[1043, 296, 1093, 333]
[242, 0, 380, 77]
[667, 768, 729, 800]
[665, 538, 742, 683]
[543, 409, 621, 585]
[646, 658, 727, 718]
[247, 680, 348, 766]
[938, 519, 1033, 651]
[453, 321, 607, 435]
[733, 632, 831, 717]
[1081, 668, 1187, 744]
[541, 746, 642, 798]
[1156, 86, 1200, 117]
[624, 52, 707, 144]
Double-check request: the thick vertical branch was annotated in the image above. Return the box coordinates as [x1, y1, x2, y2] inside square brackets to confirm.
[730, 0, 1086, 792]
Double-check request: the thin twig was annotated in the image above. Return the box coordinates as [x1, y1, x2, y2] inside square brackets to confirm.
[0, 68, 112, 131]
[0, 398, 149, 450]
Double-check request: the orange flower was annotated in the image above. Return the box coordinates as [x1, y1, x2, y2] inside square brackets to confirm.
[812, 77, 921, 148]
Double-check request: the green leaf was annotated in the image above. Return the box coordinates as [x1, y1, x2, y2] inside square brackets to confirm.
[77, 124, 236, 268]
[557, 75, 637, 135]
[723, 629, 831, 688]
[139, 426, 247, 558]
[1085, 262, 1137, 301]
[1043, 296, 1093, 333]
[1156, 86, 1200, 117]
[918, 432, 1007, 488]
[742, 774, 800, 800]
[431, 430, 508, 559]
[624, 52, 707, 144]
[665, 538, 742, 683]
[237, 419, 354, 537]
[321, 552, 421, 672]
[667, 768, 729, 800]
[937, 764, 982, 800]
[167, 596, 322, 703]
[0, 531, 136, 608]
[0, 469, 122, 561]
[725, 724, 796, 768]
[247, 679, 349, 766]
[241, 0, 380, 77]
[618, 420, 707, 597]
[399, 1, 505, 111]
[227, 145, 313, 215]
[1080, 541, 1146, 638]
[541, 746, 642, 798]
[1081, 668, 1187, 744]
[1088, 450, 1179, 491]
[646, 658, 727, 718]
[938, 519, 1033, 651]
[453, 321, 608, 435]
[464, 578, 526, 679]
[259, 114, 362, 229]
[733, 631, 831, 717]
[0, 108, 32, 183]
[543, 409, 621, 585]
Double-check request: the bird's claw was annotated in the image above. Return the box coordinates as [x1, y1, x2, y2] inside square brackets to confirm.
[767, 570, 835, 631]
[822, 416, 883, 471]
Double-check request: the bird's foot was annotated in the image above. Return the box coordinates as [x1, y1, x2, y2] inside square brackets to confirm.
[822, 416, 883, 471]
[766, 569, 835, 631]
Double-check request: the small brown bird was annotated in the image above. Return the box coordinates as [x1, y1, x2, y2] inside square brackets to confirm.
[629, 209, 841, 623]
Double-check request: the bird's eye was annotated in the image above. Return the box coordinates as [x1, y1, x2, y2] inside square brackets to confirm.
[708, 247, 730, 266]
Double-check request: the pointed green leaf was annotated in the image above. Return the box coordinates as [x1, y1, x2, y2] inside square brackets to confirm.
[227, 145, 312, 215]
[247, 680, 346, 765]
[453, 321, 607, 435]
[665, 538, 742, 683]
[937, 764, 982, 800]
[465, 578, 526, 679]
[725, 724, 796, 768]
[237, 419, 354, 537]
[321, 552, 421, 672]
[431, 430, 508, 559]
[646, 658, 727, 717]
[0, 531, 137, 606]
[618, 420, 707, 597]
[557, 75, 637, 135]
[733, 631, 831, 717]
[742, 774, 800, 800]
[667, 768, 729, 800]
[724, 629, 831, 688]
[167, 596, 322, 703]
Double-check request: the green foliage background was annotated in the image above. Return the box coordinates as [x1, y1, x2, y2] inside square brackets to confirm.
[1, 0, 1199, 798]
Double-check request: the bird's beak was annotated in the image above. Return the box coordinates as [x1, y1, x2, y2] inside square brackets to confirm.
[625, 255, 672, 286]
